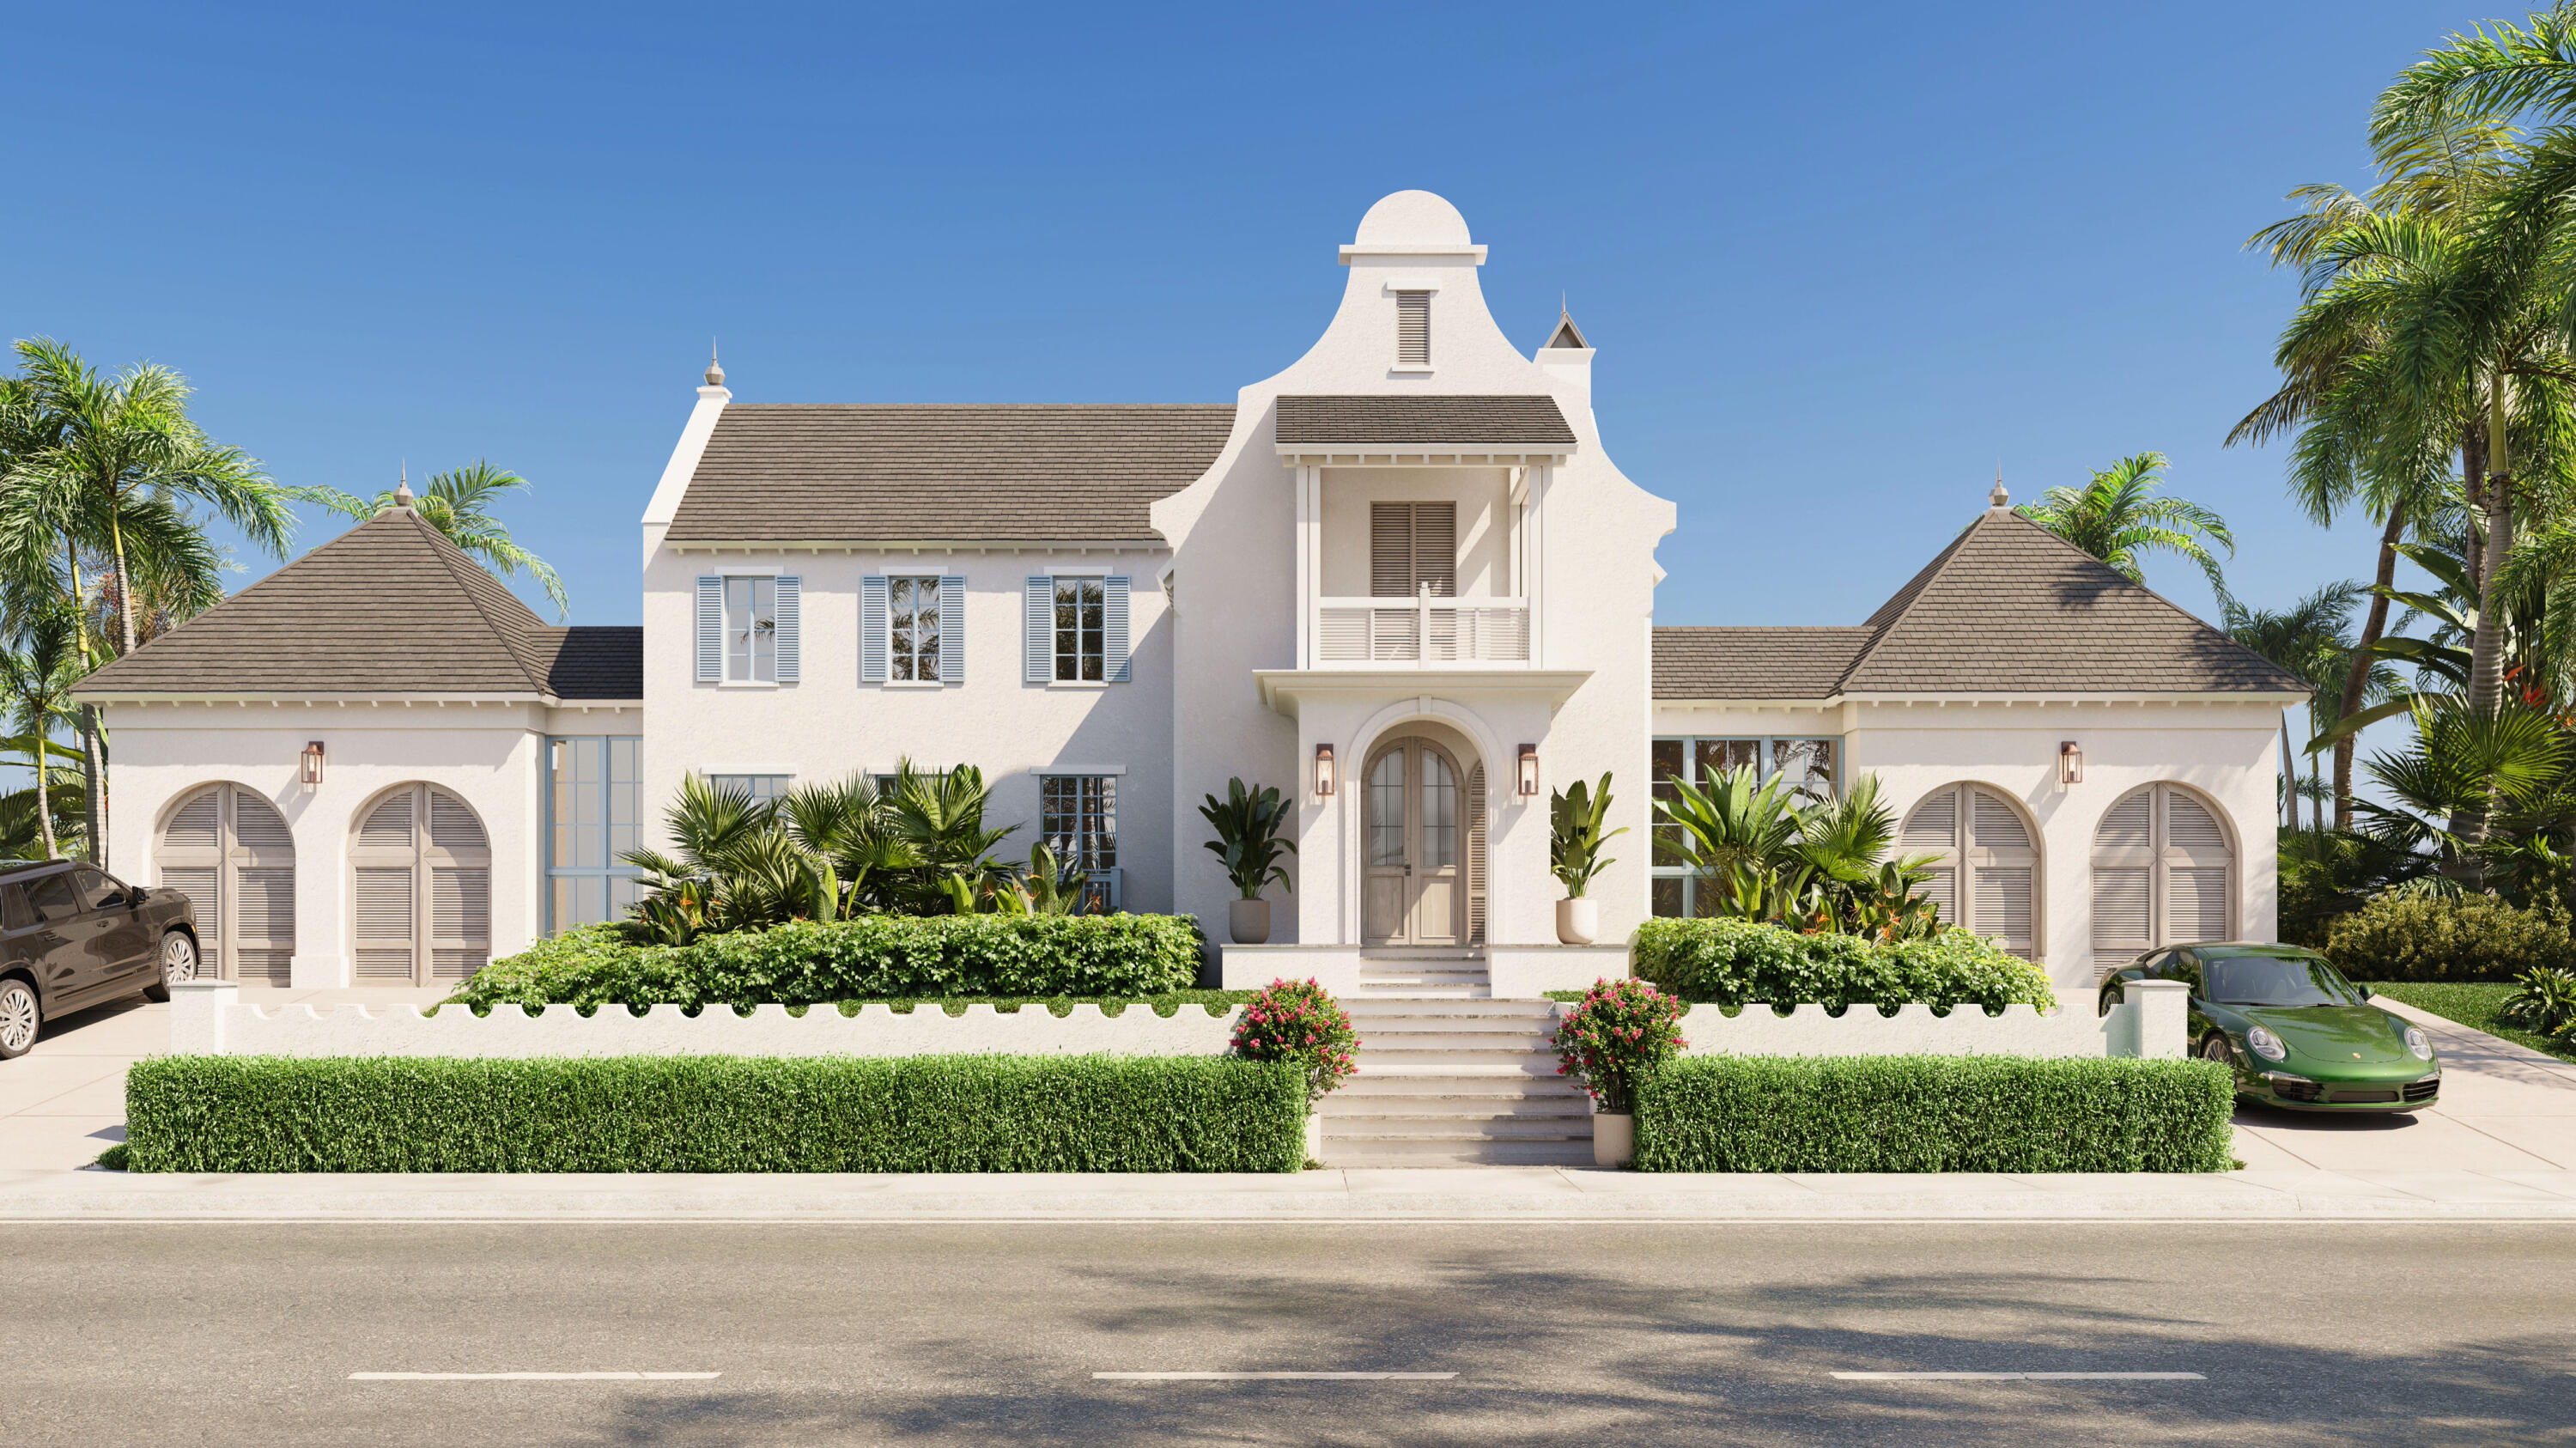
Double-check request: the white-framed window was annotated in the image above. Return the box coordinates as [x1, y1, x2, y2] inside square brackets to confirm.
[863, 574, 963, 684]
[726, 577, 775, 683]
[1040, 774, 1119, 910]
[890, 576, 943, 681]
[1649, 734, 1839, 918]
[710, 774, 793, 804]
[547, 736, 642, 933]
[1024, 575, 1130, 684]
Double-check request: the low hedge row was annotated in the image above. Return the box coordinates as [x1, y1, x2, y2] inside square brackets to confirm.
[123, 1054, 1304, 1173]
[452, 915, 1206, 1010]
[2322, 892, 2576, 983]
[1630, 918, 2058, 1013]
[1633, 1056, 2234, 1173]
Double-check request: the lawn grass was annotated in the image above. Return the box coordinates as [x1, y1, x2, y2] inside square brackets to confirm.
[2360, 981, 2576, 1064]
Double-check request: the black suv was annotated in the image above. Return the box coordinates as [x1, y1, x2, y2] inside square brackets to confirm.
[0, 860, 199, 1060]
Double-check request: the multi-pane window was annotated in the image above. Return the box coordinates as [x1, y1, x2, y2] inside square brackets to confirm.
[546, 736, 643, 932]
[710, 774, 793, 804]
[1649, 734, 1839, 918]
[1040, 775, 1119, 910]
[1054, 578, 1105, 681]
[725, 577, 776, 683]
[890, 575, 943, 682]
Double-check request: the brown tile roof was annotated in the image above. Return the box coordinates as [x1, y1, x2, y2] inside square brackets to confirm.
[73, 509, 642, 700]
[1653, 510, 2311, 699]
[1274, 395, 1577, 447]
[664, 404, 1237, 544]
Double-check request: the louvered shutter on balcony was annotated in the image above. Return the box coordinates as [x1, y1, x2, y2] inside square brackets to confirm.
[1370, 502, 1456, 599]
[696, 577, 723, 681]
[1396, 290, 1431, 365]
[1104, 576, 1130, 683]
[939, 575, 965, 681]
[860, 576, 890, 683]
[771, 575, 800, 683]
[1024, 577, 1052, 682]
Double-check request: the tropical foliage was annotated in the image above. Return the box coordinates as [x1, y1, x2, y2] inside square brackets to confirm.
[2014, 451, 2235, 597]
[1199, 778, 1295, 901]
[314, 461, 569, 618]
[1548, 773, 1623, 897]
[1630, 917, 2058, 1014]
[1655, 767, 1944, 941]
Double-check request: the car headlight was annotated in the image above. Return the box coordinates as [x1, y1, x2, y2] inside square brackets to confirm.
[2404, 1025, 2433, 1062]
[2246, 1025, 2287, 1062]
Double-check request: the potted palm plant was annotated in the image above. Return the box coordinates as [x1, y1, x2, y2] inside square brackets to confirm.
[1200, 778, 1296, 944]
[1550, 773, 1625, 945]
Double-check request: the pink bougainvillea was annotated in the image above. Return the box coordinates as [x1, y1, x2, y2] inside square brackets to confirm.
[1229, 977, 1358, 1104]
[1551, 976, 1686, 1113]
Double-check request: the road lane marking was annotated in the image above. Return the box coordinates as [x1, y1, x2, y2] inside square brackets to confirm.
[1834, 1360, 2195, 1371]
[1095, 1372, 1455, 1381]
[1092, 1360, 1463, 1371]
[348, 1360, 721, 1371]
[1832, 1372, 2204, 1381]
[349, 1372, 720, 1381]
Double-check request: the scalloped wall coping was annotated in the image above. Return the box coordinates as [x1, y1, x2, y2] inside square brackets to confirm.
[1660, 981, 2188, 1060]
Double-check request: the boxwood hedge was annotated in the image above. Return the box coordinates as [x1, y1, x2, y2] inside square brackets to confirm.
[1630, 918, 2057, 1013]
[2322, 891, 2576, 983]
[451, 915, 1205, 1011]
[1632, 1055, 2234, 1173]
[123, 1054, 1304, 1173]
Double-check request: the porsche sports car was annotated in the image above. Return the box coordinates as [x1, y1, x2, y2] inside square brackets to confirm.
[2097, 942, 2439, 1112]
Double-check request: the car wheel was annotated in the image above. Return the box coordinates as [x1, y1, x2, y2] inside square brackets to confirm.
[143, 931, 197, 1003]
[0, 976, 39, 1060]
[2199, 1034, 2239, 1082]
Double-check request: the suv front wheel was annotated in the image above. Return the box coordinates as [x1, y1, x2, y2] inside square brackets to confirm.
[0, 976, 39, 1059]
[145, 930, 197, 1003]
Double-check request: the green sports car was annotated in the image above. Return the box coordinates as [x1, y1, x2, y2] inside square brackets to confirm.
[2097, 942, 2439, 1112]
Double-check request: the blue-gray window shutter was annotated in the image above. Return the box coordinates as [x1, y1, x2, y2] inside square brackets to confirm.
[1105, 575, 1131, 683]
[1024, 576, 1053, 683]
[939, 575, 965, 682]
[773, 575, 801, 684]
[695, 576, 723, 682]
[860, 576, 889, 683]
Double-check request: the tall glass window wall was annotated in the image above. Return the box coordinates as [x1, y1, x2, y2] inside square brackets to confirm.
[1649, 735, 1838, 918]
[547, 736, 643, 931]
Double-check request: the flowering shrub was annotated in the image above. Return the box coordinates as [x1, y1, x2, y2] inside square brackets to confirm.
[1228, 977, 1358, 1105]
[1552, 976, 1687, 1113]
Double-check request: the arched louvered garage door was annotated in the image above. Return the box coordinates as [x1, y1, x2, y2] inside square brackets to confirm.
[350, 784, 491, 986]
[1899, 783, 2040, 958]
[154, 783, 296, 984]
[2092, 783, 2234, 977]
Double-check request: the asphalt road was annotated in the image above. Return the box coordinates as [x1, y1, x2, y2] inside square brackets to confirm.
[10, 1222, 2573, 1446]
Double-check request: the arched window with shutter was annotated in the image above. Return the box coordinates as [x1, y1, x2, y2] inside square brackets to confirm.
[1898, 783, 2041, 958]
[349, 783, 492, 986]
[2091, 783, 2236, 977]
[154, 783, 296, 985]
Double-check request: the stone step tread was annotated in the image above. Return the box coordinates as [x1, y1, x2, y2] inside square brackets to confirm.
[1325, 1124, 1595, 1142]
[1321, 1109, 1595, 1123]
[1322, 1145, 1598, 1166]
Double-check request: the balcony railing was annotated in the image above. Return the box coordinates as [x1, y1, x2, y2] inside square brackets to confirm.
[1316, 593, 1530, 663]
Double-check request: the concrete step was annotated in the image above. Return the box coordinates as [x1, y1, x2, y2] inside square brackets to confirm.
[1325, 1119, 1592, 1143]
[1321, 1103, 1594, 1125]
[1356, 1049, 1560, 1067]
[1344, 1001, 1554, 1017]
[1321, 1139, 1597, 1167]
[1337, 1074, 1583, 1096]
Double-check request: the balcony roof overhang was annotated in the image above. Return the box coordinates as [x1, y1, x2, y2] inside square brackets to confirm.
[1253, 667, 1593, 716]
[1274, 446, 1573, 467]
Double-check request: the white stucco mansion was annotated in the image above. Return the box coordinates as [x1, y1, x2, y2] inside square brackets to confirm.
[74, 192, 2305, 997]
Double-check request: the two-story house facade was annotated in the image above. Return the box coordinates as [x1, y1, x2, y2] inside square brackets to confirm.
[75, 191, 2306, 996]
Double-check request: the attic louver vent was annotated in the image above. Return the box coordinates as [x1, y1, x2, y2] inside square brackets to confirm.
[1396, 291, 1431, 366]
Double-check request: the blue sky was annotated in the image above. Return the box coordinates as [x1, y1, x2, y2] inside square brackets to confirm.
[3, 2, 2487, 715]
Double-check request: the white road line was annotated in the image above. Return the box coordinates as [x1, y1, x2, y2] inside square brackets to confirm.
[1095, 1372, 1456, 1381]
[348, 1360, 721, 1371]
[349, 1372, 721, 1381]
[1834, 1360, 2195, 1371]
[1087, 1360, 1453, 1371]
[1832, 1372, 2205, 1381]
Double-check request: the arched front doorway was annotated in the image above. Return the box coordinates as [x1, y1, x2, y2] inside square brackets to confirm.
[154, 783, 296, 984]
[350, 783, 492, 986]
[1362, 734, 1474, 946]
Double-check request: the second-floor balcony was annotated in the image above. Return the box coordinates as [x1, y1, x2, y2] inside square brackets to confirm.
[1317, 587, 1529, 664]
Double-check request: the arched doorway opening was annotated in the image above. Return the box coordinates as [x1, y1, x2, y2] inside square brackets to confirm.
[350, 783, 491, 985]
[154, 783, 296, 984]
[1361, 733, 1484, 946]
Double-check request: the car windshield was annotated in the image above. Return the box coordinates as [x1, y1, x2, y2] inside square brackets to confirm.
[2201, 954, 2365, 1007]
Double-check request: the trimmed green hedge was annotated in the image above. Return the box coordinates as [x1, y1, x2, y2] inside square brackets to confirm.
[451, 916, 1206, 1011]
[124, 1054, 1304, 1173]
[2322, 892, 2576, 983]
[1633, 1056, 2234, 1172]
[1630, 918, 2057, 1013]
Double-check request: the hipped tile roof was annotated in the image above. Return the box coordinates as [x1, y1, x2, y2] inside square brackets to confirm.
[73, 509, 641, 700]
[1273, 394, 1577, 447]
[664, 404, 1238, 544]
[1654, 509, 2310, 700]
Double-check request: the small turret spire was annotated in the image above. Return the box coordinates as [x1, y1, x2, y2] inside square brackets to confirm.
[704, 341, 725, 388]
[389, 465, 415, 512]
[1988, 466, 2009, 513]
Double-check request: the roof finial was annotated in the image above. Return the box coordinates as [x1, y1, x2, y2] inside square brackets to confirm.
[1988, 465, 2008, 513]
[391, 464, 415, 512]
[705, 341, 725, 388]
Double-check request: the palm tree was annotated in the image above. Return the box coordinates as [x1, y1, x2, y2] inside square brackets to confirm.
[316, 462, 568, 618]
[0, 606, 84, 859]
[2014, 453, 2234, 598]
[2222, 583, 2395, 830]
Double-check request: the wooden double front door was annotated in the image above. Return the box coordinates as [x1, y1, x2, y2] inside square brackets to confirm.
[1362, 737, 1467, 946]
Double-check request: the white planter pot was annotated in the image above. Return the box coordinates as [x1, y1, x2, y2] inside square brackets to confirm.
[1303, 1111, 1325, 1165]
[1229, 897, 1272, 946]
[1592, 1110, 1634, 1168]
[1556, 897, 1599, 946]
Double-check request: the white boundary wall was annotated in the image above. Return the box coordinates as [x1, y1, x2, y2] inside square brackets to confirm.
[1670, 980, 2188, 1060]
[169, 982, 1239, 1058]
